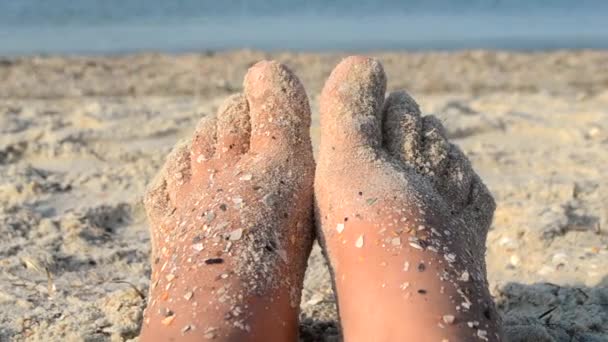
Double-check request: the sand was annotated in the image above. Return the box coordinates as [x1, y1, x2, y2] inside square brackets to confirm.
[0, 50, 607, 341]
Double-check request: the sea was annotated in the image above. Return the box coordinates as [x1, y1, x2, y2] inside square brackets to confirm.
[1, 0, 607, 55]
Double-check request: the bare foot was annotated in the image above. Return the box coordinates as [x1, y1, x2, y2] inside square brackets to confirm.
[140, 61, 315, 341]
[315, 56, 502, 341]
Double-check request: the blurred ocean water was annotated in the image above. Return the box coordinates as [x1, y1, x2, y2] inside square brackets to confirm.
[1, 0, 607, 55]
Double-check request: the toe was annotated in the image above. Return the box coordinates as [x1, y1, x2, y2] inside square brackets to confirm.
[244, 60, 311, 153]
[163, 140, 192, 204]
[190, 114, 217, 171]
[320, 56, 386, 150]
[382, 92, 472, 211]
[382, 90, 423, 164]
[143, 172, 171, 225]
[420, 115, 450, 176]
[463, 176, 496, 229]
[215, 93, 251, 159]
[143, 172, 171, 255]
[439, 143, 475, 212]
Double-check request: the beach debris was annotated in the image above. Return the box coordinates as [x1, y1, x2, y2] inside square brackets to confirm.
[219, 203, 227, 211]
[400, 282, 410, 290]
[498, 236, 519, 251]
[459, 270, 470, 282]
[509, 255, 520, 266]
[336, 223, 345, 234]
[166, 274, 176, 282]
[418, 289, 427, 295]
[21, 257, 56, 298]
[161, 314, 176, 326]
[111, 279, 145, 299]
[409, 242, 423, 250]
[229, 228, 243, 241]
[477, 329, 488, 340]
[355, 234, 364, 248]
[184, 291, 193, 301]
[467, 321, 479, 328]
[444, 253, 456, 263]
[403, 261, 410, 271]
[181, 324, 194, 334]
[192, 243, 204, 252]
[366, 198, 378, 206]
[442, 315, 455, 324]
[239, 174, 253, 181]
[204, 327, 219, 339]
[204, 258, 224, 265]
[391, 237, 401, 246]
[417, 263, 426, 272]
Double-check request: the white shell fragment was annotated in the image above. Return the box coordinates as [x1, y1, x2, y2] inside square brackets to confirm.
[239, 174, 253, 181]
[229, 228, 243, 241]
[442, 315, 455, 324]
[336, 223, 345, 234]
[355, 234, 364, 248]
[444, 253, 456, 263]
[409, 242, 423, 250]
[391, 237, 401, 246]
[192, 243, 204, 252]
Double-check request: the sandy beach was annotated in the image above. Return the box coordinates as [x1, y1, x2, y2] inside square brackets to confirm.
[1, 50, 607, 341]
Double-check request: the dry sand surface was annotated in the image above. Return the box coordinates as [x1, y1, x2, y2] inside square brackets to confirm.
[1, 50, 607, 341]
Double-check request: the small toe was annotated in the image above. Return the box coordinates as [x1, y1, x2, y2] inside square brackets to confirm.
[143, 172, 171, 255]
[163, 140, 192, 204]
[420, 115, 450, 176]
[143, 172, 171, 225]
[190, 114, 217, 168]
[215, 93, 251, 159]
[320, 56, 386, 150]
[244, 60, 311, 153]
[463, 176, 496, 229]
[382, 90, 423, 164]
[439, 144, 476, 212]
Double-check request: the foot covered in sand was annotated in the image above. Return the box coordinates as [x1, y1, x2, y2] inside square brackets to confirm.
[315, 56, 502, 341]
[140, 61, 315, 341]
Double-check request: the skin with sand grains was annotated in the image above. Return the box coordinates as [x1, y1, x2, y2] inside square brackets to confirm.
[140, 56, 502, 341]
[140, 61, 315, 341]
[314, 56, 502, 341]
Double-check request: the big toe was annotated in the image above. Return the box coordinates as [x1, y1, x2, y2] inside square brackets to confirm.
[244, 60, 311, 154]
[320, 56, 387, 151]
